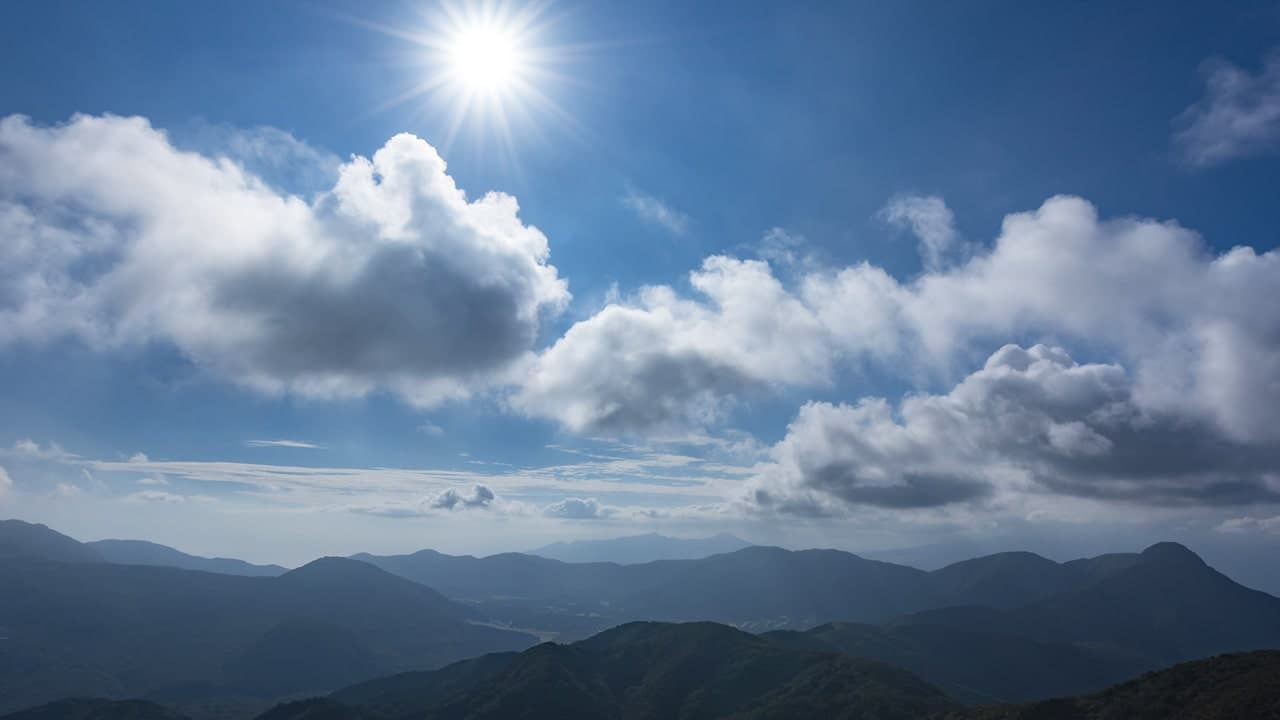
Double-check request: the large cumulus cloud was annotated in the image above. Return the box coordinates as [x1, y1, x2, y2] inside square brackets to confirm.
[0, 114, 568, 402]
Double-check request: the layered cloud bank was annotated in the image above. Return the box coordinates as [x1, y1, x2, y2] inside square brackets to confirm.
[3, 113, 1279, 527]
[0, 114, 567, 403]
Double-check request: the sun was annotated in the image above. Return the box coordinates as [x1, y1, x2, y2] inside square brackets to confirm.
[346, 2, 579, 156]
[444, 22, 526, 97]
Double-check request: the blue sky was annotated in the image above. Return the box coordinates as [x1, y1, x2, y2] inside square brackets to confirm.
[2, 1, 1280, 567]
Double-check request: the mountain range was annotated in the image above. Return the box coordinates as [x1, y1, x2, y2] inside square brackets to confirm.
[2, 518, 1280, 716]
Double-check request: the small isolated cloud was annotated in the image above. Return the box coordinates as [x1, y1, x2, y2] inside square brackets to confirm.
[246, 439, 323, 449]
[431, 484, 495, 510]
[1216, 515, 1280, 535]
[623, 189, 690, 235]
[0, 466, 12, 501]
[128, 452, 150, 463]
[1176, 51, 1280, 166]
[544, 497, 612, 519]
[54, 482, 83, 499]
[417, 422, 444, 437]
[879, 194, 969, 271]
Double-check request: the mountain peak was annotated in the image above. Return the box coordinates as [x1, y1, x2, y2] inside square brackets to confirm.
[282, 556, 386, 581]
[1140, 541, 1206, 566]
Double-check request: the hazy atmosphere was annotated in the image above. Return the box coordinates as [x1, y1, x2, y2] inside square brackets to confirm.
[2, 0, 1280, 583]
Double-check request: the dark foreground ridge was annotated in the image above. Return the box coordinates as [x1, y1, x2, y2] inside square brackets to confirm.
[10, 635, 1276, 720]
[288, 621, 958, 720]
[938, 650, 1280, 720]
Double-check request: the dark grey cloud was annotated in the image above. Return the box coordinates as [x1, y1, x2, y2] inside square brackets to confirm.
[752, 344, 1280, 515]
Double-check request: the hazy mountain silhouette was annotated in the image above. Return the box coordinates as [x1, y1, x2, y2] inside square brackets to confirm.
[938, 650, 1280, 719]
[88, 539, 287, 577]
[354, 545, 946, 636]
[0, 519, 103, 564]
[0, 555, 535, 714]
[529, 532, 751, 564]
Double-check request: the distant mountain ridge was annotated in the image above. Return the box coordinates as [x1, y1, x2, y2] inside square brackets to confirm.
[0, 519, 103, 564]
[0, 519, 288, 577]
[528, 532, 751, 564]
[89, 538, 288, 577]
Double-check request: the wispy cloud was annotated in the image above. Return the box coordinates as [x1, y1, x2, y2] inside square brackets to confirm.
[622, 189, 690, 235]
[1176, 51, 1280, 166]
[245, 439, 324, 449]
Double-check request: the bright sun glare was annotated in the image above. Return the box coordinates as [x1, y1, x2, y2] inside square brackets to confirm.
[355, 2, 576, 155]
[445, 24, 525, 96]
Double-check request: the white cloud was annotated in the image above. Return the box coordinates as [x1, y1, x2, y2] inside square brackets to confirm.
[1176, 52, 1280, 166]
[622, 189, 690, 235]
[523, 195, 1280, 447]
[0, 113, 569, 405]
[245, 439, 323, 449]
[544, 497, 611, 519]
[54, 482, 83, 499]
[1216, 515, 1280, 535]
[879, 194, 968, 271]
[0, 466, 11, 502]
[513, 256, 833, 433]
[520, 194, 1280, 516]
[3, 439, 77, 462]
[417, 422, 445, 437]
